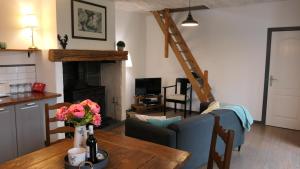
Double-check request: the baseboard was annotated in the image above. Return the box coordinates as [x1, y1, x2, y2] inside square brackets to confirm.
[253, 120, 265, 125]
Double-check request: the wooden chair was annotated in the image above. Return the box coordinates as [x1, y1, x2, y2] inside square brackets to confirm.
[45, 102, 74, 146]
[208, 116, 235, 169]
[163, 78, 192, 118]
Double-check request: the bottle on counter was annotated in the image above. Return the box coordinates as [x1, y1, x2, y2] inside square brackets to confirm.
[86, 125, 98, 163]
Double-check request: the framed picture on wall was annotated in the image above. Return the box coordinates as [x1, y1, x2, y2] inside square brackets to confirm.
[71, 0, 107, 41]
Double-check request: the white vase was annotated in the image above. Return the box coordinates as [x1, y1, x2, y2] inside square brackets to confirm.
[74, 125, 87, 148]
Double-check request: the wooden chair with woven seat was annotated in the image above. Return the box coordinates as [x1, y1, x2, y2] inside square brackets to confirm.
[45, 102, 74, 146]
[207, 116, 235, 169]
[163, 78, 192, 118]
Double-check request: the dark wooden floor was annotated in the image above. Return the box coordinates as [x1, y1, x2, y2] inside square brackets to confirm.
[108, 111, 300, 169]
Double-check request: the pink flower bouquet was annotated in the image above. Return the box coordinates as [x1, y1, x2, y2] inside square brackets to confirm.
[55, 99, 101, 127]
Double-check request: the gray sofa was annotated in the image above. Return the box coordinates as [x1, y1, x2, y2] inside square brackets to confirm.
[125, 109, 245, 169]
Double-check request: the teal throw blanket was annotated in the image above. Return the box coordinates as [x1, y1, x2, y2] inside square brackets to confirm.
[219, 104, 254, 131]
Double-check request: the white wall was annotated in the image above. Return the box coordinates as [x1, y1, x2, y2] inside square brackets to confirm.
[36, 0, 60, 96]
[56, 0, 115, 50]
[115, 9, 147, 120]
[145, 0, 300, 121]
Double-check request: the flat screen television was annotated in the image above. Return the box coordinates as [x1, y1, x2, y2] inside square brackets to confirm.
[135, 78, 161, 96]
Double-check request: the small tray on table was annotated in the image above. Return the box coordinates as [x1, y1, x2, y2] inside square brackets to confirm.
[64, 149, 109, 169]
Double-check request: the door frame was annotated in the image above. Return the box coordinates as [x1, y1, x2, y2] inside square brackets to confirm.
[261, 26, 300, 124]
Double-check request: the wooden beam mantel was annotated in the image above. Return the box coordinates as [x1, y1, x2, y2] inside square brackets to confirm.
[48, 49, 128, 62]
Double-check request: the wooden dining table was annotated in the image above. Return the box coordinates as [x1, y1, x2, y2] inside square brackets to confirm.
[0, 131, 190, 169]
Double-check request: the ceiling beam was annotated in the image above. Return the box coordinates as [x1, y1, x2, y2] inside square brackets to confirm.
[169, 5, 209, 13]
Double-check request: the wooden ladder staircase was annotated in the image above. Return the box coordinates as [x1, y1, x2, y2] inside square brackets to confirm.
[153, 10, 215, 102]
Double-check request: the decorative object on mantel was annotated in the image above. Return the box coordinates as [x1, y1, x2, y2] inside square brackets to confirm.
[116, 41, 125, 51]
[71, 0, 107, 41]
[55, 99, 101, 148]
[0, 42, 7, 49]
[48, 49, 128, 62]
[57, 34, 69, 49]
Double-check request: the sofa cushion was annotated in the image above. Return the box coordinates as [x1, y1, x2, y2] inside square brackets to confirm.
[147, 116, 182, 127]
[135, 114, 166, 121]
[125, 118, 177, 148]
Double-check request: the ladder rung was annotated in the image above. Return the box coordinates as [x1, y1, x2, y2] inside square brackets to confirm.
[179, 50, 186, 53]
[197, 79, 204, 85]
[208, 96, 215, 102]
[192, 72, 201, 78]
[190, 64, 197, 69]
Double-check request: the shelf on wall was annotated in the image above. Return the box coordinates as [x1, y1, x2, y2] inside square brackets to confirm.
[0, 49, 41, 57]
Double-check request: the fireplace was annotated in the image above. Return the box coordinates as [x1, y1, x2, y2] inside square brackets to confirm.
[62, 61, 108, 126]
[48, 49, 127, 122]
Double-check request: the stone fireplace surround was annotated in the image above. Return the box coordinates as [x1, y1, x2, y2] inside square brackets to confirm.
[48, 49, 128, 121]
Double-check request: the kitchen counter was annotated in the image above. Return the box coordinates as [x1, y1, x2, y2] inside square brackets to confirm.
[0, 92, 61, 107]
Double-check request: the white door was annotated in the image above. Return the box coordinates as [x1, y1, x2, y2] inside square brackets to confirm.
[266, 30, 300, 130]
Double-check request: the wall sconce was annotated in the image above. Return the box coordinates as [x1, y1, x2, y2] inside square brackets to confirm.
[23, 14, 38, 49]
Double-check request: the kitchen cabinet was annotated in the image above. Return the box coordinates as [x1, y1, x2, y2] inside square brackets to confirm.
[0, 95, 58, 163]
[0, 106, 17, 163]
[15, 101, 45, 156]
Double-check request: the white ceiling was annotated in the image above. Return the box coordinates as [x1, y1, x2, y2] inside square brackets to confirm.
[113, 0, 286, 11]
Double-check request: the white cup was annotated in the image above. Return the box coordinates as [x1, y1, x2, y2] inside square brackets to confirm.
[68, 148, 86, 166]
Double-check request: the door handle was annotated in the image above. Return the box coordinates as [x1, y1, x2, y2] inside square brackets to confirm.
[20, 105, 38, 110]
[270, 75, 278, 86]
[26, 102, 36, 106]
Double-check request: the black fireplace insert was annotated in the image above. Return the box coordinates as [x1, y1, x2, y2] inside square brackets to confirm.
[62, 62, 107, 126]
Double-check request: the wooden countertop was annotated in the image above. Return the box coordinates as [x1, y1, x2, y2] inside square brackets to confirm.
[0, 131, 190, 169]
[0, 92, 61, 107]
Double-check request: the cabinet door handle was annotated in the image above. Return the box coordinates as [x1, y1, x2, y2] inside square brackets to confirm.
[26, 102, 36, 106]
[20, 105, 38, 110]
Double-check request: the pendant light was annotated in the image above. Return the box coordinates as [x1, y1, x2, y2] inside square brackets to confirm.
[181, 0, 199, 27]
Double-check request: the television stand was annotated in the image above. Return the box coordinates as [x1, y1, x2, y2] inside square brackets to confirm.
[131, 95, 163, 114]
